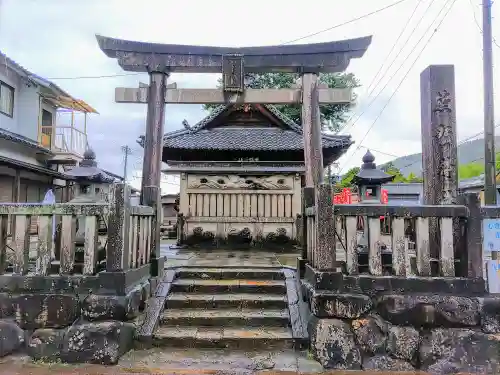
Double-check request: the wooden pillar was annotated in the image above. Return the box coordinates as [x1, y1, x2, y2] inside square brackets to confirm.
[457, 193, 483, 278]
[12, 169, 20, 203]
[140, 70, 168, 270]
[301, 72, 335, 269]
[301, 72, 323, 187]
[11, 169, 20, 234]
[420, 65, 459, 266]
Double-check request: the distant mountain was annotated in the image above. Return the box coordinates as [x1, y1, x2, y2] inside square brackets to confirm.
[381, 136, 500, 176]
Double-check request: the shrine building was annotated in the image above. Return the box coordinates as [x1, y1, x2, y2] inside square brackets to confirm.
[162, 103, 352, 247]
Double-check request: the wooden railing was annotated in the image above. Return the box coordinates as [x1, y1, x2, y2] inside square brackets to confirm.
[128, 205, 154, 269]
[303, 187, 499, 279]
[332, 204, 468, 277]
[0, 183, 155, 277]
[0, 203, 107, 275]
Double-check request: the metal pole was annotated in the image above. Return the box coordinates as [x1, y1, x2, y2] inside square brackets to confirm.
[121, 145, 131, 183]
[483, 0, 497, 206]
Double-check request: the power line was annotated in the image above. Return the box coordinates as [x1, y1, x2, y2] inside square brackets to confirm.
[365, 0, 425, 95]
[48, 72, 142, 80]
[385, 124, 500, 175]
[121, 145, 133, 183]
[468, 0, 500, 49]
[359, 145, 400, 158]
[340, 0, 438, 135]
[339, 0, 457, 174]
[282, 0, 416, 45]
[46, 1, 414, 81]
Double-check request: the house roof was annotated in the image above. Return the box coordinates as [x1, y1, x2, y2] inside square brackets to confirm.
[162, 104, 353, 151]
[0, 128, 53, 155]
[0, 51, 98, 113]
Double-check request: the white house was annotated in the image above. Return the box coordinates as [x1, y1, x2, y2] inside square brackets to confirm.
[0, 51, 98, 209]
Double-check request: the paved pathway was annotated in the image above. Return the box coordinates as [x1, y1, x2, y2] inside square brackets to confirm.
[0, 353, 431, 374]
[160, 241, 299, 269]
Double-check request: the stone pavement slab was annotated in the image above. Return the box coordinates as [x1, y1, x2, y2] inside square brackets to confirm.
[0, 352, 434, 374]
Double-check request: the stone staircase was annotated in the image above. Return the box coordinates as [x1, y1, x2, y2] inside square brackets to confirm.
[140, 267, 308, 349]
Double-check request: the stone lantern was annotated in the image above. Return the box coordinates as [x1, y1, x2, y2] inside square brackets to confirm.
[352, 150, 395, 256]
[352, 150, 395, 204]
[66, 148, 115, 204]
[56, 149, 115, 272]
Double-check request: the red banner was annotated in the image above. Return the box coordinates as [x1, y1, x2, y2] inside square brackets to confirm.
[333, 188, 388, 206]
[333, 188, 352, 204]
[381, 189, 389, 204]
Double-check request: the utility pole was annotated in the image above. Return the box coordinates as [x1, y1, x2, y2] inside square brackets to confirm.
[483, 0, 497, 205]
[121, 145, 132, 183]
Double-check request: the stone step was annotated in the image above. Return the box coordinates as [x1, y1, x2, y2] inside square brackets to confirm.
[151, 325, 294, 349]
[170, 279, 287, 294]
[165, 292, 288, 309]
[159, 308, 290, 327]
[176, 267, 285, 280]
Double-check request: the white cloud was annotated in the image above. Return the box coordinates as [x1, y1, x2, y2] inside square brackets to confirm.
[0, 0, 498, 182]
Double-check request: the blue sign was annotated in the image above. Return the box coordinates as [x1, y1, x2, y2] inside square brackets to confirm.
[483, 219, 500, 253]
[487, 260, 500, 293]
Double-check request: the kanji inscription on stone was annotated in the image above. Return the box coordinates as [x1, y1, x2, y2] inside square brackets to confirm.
[222, 54, 244, 93]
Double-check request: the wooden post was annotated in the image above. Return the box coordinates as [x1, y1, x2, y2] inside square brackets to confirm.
[140, 70, 167, 272]
[301, 72, 335, 269]
[460, 193, 483, 278]
[301, 72, 323, 187]
[302, 187, 315, 261]
[11, 169, 20, 235]
[107, 183, 131, 272]
[420, 65, 459, 266]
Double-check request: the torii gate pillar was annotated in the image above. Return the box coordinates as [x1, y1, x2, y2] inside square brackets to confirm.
[141, 70, 168, 265]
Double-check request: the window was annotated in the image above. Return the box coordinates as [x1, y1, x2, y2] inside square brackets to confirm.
[0, 81, 14, 117]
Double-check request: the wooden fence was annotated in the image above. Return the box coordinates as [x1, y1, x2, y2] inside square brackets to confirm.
[304, 186, 494, 279]
[0, 183, 154, 276]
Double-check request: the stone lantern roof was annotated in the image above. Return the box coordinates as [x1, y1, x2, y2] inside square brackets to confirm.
[352, 150, 395, 186]
[66, 148, 115, 183]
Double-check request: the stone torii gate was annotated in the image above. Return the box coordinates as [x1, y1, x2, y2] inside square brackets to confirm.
[96, 34, 372, 271]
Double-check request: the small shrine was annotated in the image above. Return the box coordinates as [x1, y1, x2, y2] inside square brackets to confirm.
[162, 103, 352, 249]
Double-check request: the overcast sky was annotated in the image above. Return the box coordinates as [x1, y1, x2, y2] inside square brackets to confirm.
[0, 0, 498, 193]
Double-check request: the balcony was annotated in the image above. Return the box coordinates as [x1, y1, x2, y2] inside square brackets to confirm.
[40, 125, 87, 158]
[37, 95, 98, 164]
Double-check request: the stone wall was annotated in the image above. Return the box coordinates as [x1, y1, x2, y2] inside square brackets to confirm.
[0, 277, 152, 365]
[302, 266, 500, 374]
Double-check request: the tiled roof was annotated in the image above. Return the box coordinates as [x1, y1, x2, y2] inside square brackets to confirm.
[1, 51, 97, 113]
[0, 50, 70, 97]
[0, 128, 52, 154]
[163, 104, 352, 151]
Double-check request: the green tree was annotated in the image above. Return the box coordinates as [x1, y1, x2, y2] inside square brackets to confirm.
[203, 72, 360, 133]
[458, 161, 484, 179]
[335, 167, 360, 189]
[458, 153, 500, 180]
[406, 172, 424, 183]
